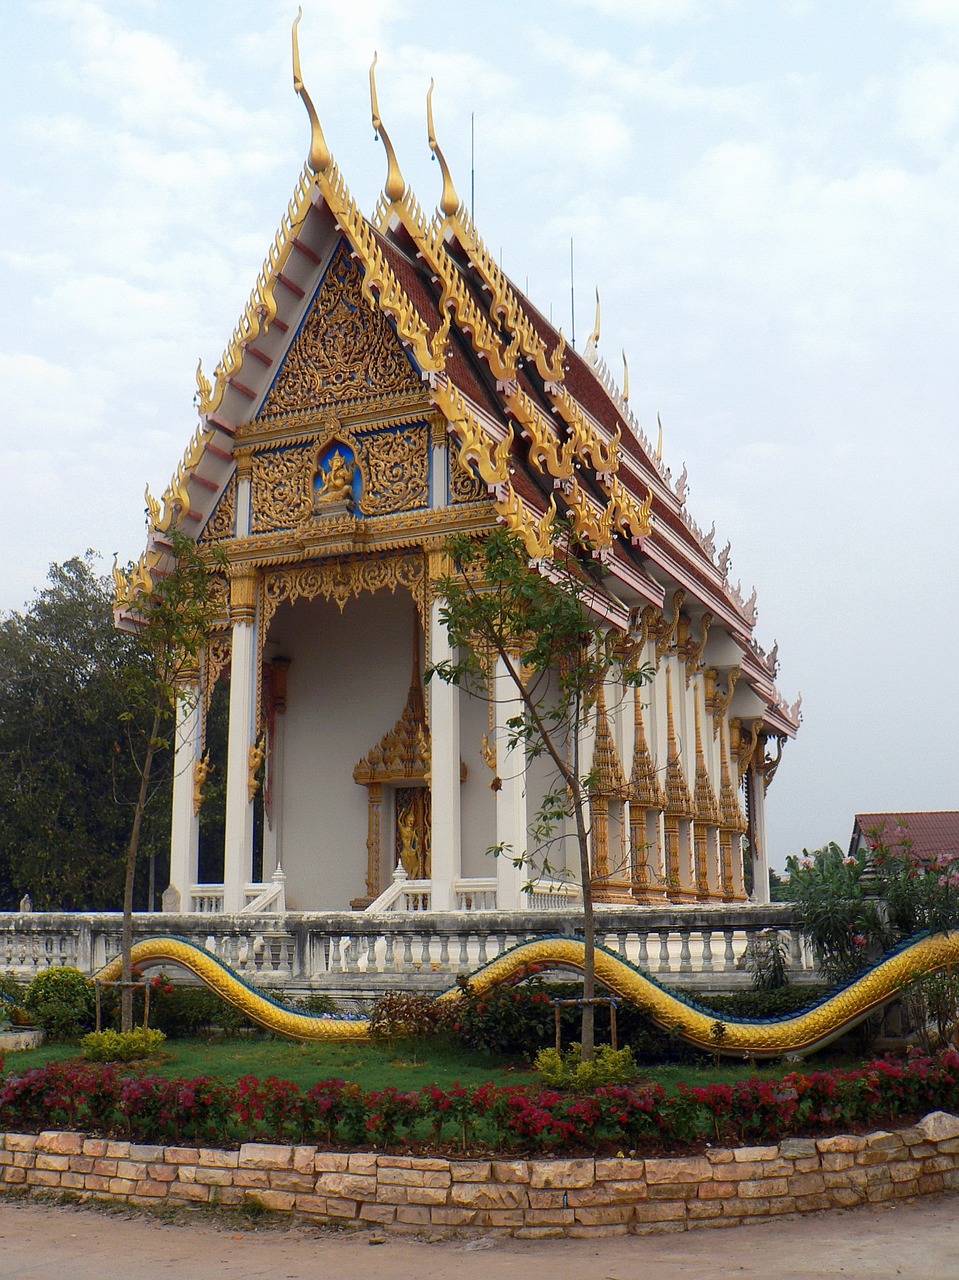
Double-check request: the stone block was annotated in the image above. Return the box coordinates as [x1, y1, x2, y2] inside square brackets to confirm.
[527, 1189, 568, 1208]
[573, 1206, 632, 1226]
[129, 1145, 164, 1162]
[105, 1142, 130, 1158]
[820, 1153, 855, 1171]
[91, 1159, 118, 1177]
[529, 1159, 595, 1188]
[60, 1172, 86, 1190]
[408, 1156, 449, 1171]
[866, 1183, 895, 1203]
[294, 1195, 329, 1216]
[247, 1190, 296, 1212]
[107, 1177, 138, 1196]
[375, 1185, 408, 1205]
[631, 1220, 688, 1236]
[359, 1203, 396, 1224]
[211, 1187, 246, 1207]
[450, 1182, 526, 1210]
[889, 1161, 922, 1183]
[699, 1180, 736, 1200]
[347, 1154, 378, 1175]
[267, 1171, 315, 1193]
[83, 1174, 111, 1192]
[862, 1131, 903, 1151]
[935, 1139, 959, 1154]
[199, 1149, 238, 1169]
[492, 1160, 531, 1183]
[918, 1173, 945, 1194]
[922, 1154, 958, 1173]
[35, 1154, 70, 1172]
[858, 1149, 901, 1167]
[648, 1182, 700, 1201]
[523, 1207, 575, 1226]
[376, 1167, 450, 1188]
[705, 1149, 734, 1164]
[633, 1200, 687, 1223]
[817, 1135, 865, 1154]
[146, 1164, 177, 1183]
[167, 1182, 209, 1203]
[429, 1206, 479, 1226]
[567, 1181, 648, 1206]
[514, 1227, 567, 1239]
[193, 1168, 235, 1187]
[6, 1135, 38, 1152]
[314, 1153, 349, 1172]
[595, 1158, 645, 1180]
[134, 1179, 169, 1198]
[316, 1172, 377, 1198]
[726, 1160, 792, 1181]
[238, 1144, 292, 1170]
[233, 1169, 270, 1189]
[779, 1138, 818, 1158]
[82, 1139, 108, 1157]
[2, 1167, 26, 1185]
[645, 1157, 712, 1184]
[828, 1187, 865, 1207]
[687, 1200, 723, 1220]
[448, 1161, 492, 1182]
[395, 1205, 431, 1225]
[376, 1155, 413, 1169]
[25, 1169, 61, 1188]
[482, 1209, 527, 1228]
[38, 1132, 84, 1155]
[733, 1146, 779, 1162]
[918, 1111, 959, 1141]
[13, 1153, 35, 1168]
[737, 1178, 789, 1199]
[163, 1147, 200, 1164]
[115, 1161, 148, 1181]
[406, 1186, 449, 1206]
[789, 1173, 826, 1195]
[293, 1146, 317, 1173]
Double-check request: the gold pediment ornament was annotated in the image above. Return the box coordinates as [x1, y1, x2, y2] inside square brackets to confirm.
[257, 242, 422, 420]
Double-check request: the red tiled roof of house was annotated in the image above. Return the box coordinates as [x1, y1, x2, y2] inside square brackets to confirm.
[853, 812, 959, 856]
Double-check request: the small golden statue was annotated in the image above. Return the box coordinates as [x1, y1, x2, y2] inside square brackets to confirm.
[248, 737, 267, 802]
[316, 449, 355, 507]
[193, 752, 214, 815]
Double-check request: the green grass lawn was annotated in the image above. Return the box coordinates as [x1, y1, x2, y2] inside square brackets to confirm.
[2, 1036, 843, 1093]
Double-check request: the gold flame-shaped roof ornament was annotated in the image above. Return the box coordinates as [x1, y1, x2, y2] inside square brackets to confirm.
[292, 7, 331, 175]
[369, 53, 406, 204]
[427, 80, 460, 218]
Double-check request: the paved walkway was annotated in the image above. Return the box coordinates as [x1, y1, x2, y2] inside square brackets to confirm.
[2, 1194, 958, 1279]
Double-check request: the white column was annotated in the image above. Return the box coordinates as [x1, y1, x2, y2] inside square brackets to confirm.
[494, 653, 527, 909]
[429, 594, 460, 911]
[747, 761, 771, 904]
[223, 571, 258, 913]
[167, 678, 200, 910]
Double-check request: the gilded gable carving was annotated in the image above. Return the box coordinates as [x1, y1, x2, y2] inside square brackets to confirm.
[355, 424, 429, 516]
[249, 422, 429, 534]
[450, 452, 487, 503]
[200, 475, 236, 543]
[257, 241, 422, 419]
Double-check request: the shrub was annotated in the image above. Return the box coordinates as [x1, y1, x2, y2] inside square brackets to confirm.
[23, 967, 94, 1037]
[369, 991, 442, 1044]
[80, 1028, 167, 1062]
[443, 979, 556, 1057]
[535, 1044, 641, 1090]
[747, 929, 789, 991]
[294, 993, 340, 1017]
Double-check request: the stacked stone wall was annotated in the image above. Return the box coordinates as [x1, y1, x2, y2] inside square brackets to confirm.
[3, 1113, 959, 1238]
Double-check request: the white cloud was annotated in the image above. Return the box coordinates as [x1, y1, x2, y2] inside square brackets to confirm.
[897, 60, 959, 153]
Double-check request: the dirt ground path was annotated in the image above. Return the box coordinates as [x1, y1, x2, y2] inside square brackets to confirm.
[2, 1194, 958, 1280]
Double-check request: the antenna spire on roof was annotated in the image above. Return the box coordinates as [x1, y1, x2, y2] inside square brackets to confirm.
[291, 9, 331, 174]
[369, 53, 406, 203]
[426, 81, 461, 217]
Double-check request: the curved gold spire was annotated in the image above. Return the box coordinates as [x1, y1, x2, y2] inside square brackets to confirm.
[369, 53, 406, 203]
[427, 80, 460, 217]
[291, 10, 331, 175]
[622, 349, 630, 403]
[656, 411, 664, 460]
[584, 287, 601, 359]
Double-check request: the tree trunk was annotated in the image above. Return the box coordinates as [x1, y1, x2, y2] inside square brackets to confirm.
[121, 702, 161, 1033]
[573, 783, 596, 1061]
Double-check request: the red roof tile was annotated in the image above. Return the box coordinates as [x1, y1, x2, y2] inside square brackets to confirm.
[853, 812, 959, 856]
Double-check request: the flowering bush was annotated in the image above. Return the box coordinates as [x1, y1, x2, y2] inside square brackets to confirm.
[2, 1051, 958, 1154]
[443, 978, 556, 1057]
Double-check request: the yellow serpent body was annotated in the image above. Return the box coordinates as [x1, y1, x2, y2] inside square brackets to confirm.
[97, 932, 959, 1058]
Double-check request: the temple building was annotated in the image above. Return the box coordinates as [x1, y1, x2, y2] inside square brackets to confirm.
[114, 26, 800, 917]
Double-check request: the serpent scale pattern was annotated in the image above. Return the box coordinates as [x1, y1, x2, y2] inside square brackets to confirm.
[97, 931, 959, 1057]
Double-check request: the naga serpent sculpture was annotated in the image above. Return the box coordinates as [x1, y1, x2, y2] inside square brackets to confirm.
[97, 931, 959, 1058]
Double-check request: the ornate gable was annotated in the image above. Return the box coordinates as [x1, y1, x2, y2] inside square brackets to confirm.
[257, 240, 423, 422]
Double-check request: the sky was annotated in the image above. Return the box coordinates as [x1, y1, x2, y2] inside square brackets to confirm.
[1, 0, 957, 869]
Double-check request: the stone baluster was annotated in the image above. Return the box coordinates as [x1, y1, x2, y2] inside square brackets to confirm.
[439, 936, 450, 970]
[384, 934, 396, 973]
[723, 929, 736, 972]
[679, 930, 692, 973]
[401, 935, 414, 971]
[637, 932, 649, 972]
[458, 935, 470, 969]
[701, 930, 714, 973]
[658, 932, 671, 973]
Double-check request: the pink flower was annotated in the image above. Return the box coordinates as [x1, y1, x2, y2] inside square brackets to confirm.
[853, 934, 868, 947]
[799, 857, 814, 870]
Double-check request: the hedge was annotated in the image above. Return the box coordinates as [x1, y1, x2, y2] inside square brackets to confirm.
[2, 1050, 958, 1155]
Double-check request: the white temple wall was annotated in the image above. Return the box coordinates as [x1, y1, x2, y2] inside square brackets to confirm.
[268, 590, 419, 910]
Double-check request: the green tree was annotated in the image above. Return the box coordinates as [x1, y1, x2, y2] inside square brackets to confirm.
[427, 525, 652, 1061]
[116, 530, 224, 1031]
[0, 555, 168, 910]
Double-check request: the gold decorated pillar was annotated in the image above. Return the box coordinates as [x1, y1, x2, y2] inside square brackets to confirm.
[663, 665, 696, 901]
[427, 551, 460, 910]
[627, 684, 667, 902]
[588, 685, 633, 904]
[692, 692, 721, 901]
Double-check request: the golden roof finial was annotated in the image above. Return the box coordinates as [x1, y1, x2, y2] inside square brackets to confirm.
[427, 80, 460, 218]
[292, 8, 331, 175]
[584, 287, 601, 358]
[656, 411, 664, 460]
[622, 349, 630, 403]
[369, 53, 406, 204]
